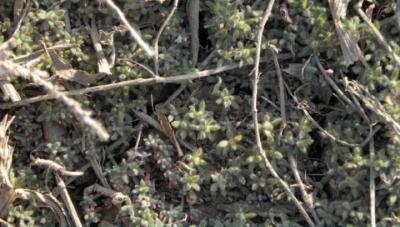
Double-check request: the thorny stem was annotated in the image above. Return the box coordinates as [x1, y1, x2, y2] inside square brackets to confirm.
[251, 1, 315, 226]
[154, 0, 179, 75]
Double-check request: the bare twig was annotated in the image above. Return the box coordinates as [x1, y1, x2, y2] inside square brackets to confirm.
[396, 0, 400, 28]
[32, 158, 84, 177]
[164, 84, 187, 106]
[133, 109, 192, 152]
[84, 184, 134, 220]
[354, 0, 400, 65]
[14, 189, 68, 227]
[13, 43, 78, 64]
[0, 116, 15, 220]
[0, 0, 30, 55]
[0, 217, 13, 227]
[0, 61, 110, 141]
[0, 81, 21, 102]
[187, 0, 200, 65]
[0, 55, 291, 109]
[101, 0, 154, 57]
[271, 47, 320, 224]
[86, 17, 112, 75]
[369, 135, 376, 227]
[314, 57, 357, 110]
[346, 79, 400, 135]
[251, 1, 315, 226]
[328, 0, 364, 66]
[55, 174, 82, 227]
[84, 184, 130, 206]
[154, 0, 179, 75]
[260, 95, 280, 112]
[123, 59, 156, 77]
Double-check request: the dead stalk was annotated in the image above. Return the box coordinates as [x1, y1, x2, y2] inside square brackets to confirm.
[370, 135, 376, 227]
[354, 0, 400, 65]
[14, 189, 68, 227]
[154, 0, 179, 75]
[271, 47, 320, 225]
[0, 61, 110, 141]
[55, 175, 83, 227]
[0, 54, 292, 109]
[101, 0, 154, 57]
[251, 1, 315, 226]
[32, 158, 84, 177]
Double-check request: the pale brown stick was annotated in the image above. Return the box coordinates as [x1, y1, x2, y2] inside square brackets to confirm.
[87, 17, 112, 75]
[101, 0, 154, 57]
[187, 0, 200, 65]
[0, 55, 291, 109]
[55, 175, 82, 227]
[251, 1, 315, 226]
[0, 217, 13, 227]
[354, 0, 400, 65]
[14, 189, 68, 227]
[0, 61, 110, 141]
[154, 0, 179, 75]
[0, 0, 30, 54]
[271, 47, 320, 224]
[369, 134, 376, 227]
[32, 158, 84, 177]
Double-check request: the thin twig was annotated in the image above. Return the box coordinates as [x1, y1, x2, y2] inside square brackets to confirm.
[0, 55, 292, 109]
[314, 56, 357, 111]
[354, 0, 400, 65]
[13, 43, 79, 64]
[260, 96, 280, 112]
[187, 0, 200, 65]
[0, 61, 110, 141]
[84, 184, 135, 220]
[32, 158, 84, 177]
[164, 84, 187, 106]
[86, 17, 112, 75]
[0, 0, 30, 54]
[370, 133, 376, 227]
[101, 0, 154, 57]
[0, 218, 13, 227]
[154, 0, 179, 75]
[55, 174, 83, 227]
[251, 1, 315, 226]
[271, 47, 320, 225]
[14, 189, 68, 227]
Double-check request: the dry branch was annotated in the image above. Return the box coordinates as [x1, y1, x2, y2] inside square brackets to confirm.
[87, 18, 112, 75]
[328, 0, 364, 66]
[251, 1, 315, 226]
[0, 116, 16, 220]
[14, 189, 68, 227]
[270, 47, 320, 225]
[0, 61, 110, 141]
[154, 0, 179, 75]
[32, 158, 84, 177]
[354, 0, 400, 65]
[55, 175, 82, 227]
[0, 54, 292, 109]
[187, 0, 200, 65]
[101, 0, 154, 57]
